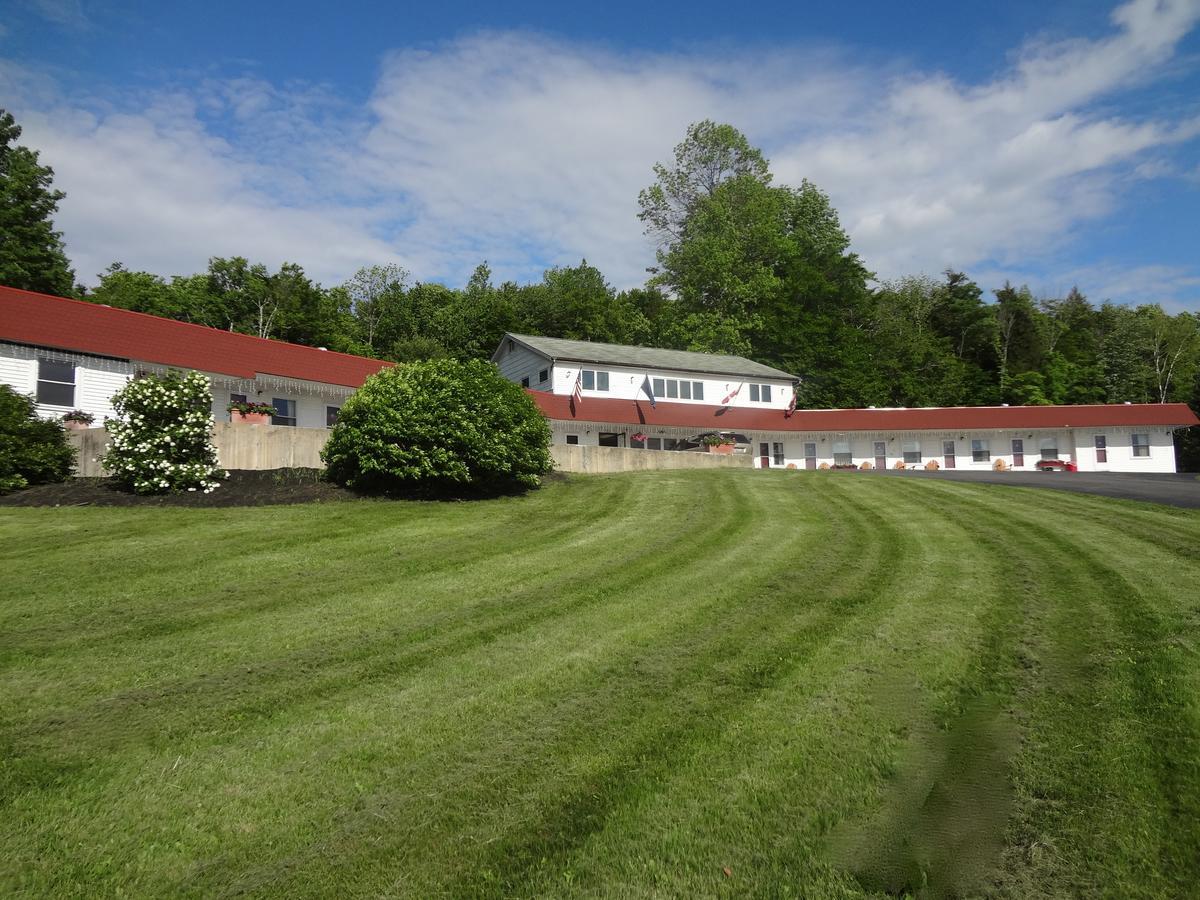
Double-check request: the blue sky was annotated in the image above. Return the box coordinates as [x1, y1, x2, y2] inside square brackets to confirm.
[3, 0, 1199, 309]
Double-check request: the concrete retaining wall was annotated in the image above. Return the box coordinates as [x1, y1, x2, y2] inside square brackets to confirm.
[67, 424, 331, 476]
[549, 444, 752, 473]
[69, 426, 751, 477]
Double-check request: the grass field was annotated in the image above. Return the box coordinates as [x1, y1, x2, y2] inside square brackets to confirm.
[2, 470, 1199, 898]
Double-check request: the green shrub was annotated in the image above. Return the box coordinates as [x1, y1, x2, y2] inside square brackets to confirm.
[0, 385, 75, 493]
[322, 359, 552, 495]
[102, 370, 224, 494]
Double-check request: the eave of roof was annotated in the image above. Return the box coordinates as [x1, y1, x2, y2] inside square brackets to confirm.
[499, 332, 798, 381]
[526, 392, 1200, 432]
[0, 285, 392, 388]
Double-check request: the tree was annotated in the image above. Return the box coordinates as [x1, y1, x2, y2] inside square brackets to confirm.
[1141, 306, 1199, 404]
[0, 109, 75, 295]
[345, 263, 408, 352]
[0, 385, 75, 493]
[322, 359, 552, 496]
[638, 120, 770, 250]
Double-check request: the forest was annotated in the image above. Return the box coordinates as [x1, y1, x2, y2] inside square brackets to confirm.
[3, 111, 1198, 463]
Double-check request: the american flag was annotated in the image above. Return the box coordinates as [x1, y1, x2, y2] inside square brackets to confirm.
[721, 382, 743, 405]
[785, 392, 797, 418]
[571, 370, 583, 412]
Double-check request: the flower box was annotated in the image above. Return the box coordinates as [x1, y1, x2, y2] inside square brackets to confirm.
[231, 410, 272, 426]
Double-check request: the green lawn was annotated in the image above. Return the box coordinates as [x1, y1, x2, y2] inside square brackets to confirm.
[2, 471, 1198, 898]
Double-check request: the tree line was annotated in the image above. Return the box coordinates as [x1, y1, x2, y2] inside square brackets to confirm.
[3, 108, 1198, 463]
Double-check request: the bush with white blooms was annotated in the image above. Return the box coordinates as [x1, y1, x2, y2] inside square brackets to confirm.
[102, 369, 225, 494]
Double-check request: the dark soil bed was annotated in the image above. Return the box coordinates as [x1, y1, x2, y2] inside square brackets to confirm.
[0, 469, 362, 508]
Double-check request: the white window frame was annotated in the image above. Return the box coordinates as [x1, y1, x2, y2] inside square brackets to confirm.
[1131, 433, 1150, 458]
[36, 357, 76, 407]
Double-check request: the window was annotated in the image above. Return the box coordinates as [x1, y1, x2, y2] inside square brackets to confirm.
[749, 384, 760, 402]
[580, 370, 608, 391]
[539, 368, 549, 384]
[1094, 435, 1107, 464]
[1039, 437, 1058, 460]
[271, 398, 296, 427]
[36, 357, 75, 406]
[565, 435, 579, 445]
[692, 382, 704, 401]
[679, 380, 691, 400]
[666, 380, 678, 399]
[507, 339, 515, 352]
[972, 439, 990, 463]
[520, 376, 529, 388]
[1132, 433, 1150, 457]
[773, 442, 784, 466]
[229, 392, 247, 422]
[631, 434, 646, 449]
[652, 378, 665, 398]
[903, 441, 922, 464]
[833, 440, 852, 466]
[761, 385, 772, 403]
[326, 406, 340, 427]
[598, 432, 620, 447]
[647, 438, 662, 450]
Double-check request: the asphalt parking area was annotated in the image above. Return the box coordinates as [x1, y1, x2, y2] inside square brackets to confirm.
[871, 469, 1200, 509]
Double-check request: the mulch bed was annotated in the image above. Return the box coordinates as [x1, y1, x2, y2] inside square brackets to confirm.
[0, 469, 362, 508]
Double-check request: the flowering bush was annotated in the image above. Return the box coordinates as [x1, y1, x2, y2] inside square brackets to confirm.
[103, 370, 225, 494]
[227, 400, 277, 416]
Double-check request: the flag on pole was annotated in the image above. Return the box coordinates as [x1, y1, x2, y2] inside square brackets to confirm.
[721, 382, 743, 405]
[785, 391, 797, 418]
[639, 375, 656, 407]
[571, 370, 583, 414]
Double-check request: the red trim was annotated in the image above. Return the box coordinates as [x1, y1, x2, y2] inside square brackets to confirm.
[526, 390, 1199, 432]
[1, 285, 391, 388]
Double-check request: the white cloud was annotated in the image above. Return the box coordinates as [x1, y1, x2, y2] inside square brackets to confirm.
[1, 0, 1198, 306]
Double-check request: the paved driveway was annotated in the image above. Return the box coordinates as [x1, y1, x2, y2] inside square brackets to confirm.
[870, 469, 1200, 509]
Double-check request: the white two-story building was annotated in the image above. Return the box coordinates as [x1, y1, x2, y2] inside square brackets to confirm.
[493, 333, 1199, 473]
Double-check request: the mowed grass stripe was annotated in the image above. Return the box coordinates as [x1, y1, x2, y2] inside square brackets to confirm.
[205, 473, 903, 897]
[1, 470, 1198, 898]
[886, 477, 1200, 897]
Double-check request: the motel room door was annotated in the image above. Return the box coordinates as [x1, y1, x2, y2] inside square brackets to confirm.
[759, 442, 771, 468]
[943, 440, 956, 469]
[873, 441, 886, 470]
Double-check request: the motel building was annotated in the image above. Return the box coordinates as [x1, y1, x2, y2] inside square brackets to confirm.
[493, 333, 1200, 473]
[0, 286, 391, 427]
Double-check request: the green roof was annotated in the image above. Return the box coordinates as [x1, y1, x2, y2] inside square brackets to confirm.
[499, 333, 797, 381]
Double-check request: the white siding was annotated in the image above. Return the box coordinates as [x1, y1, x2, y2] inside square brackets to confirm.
[549, 361, 793, 410]
[495, 342, 551, 390]
[545, 420, 1185, 473]
[1, 342, 134, 422]
[0, 348, 36, 397]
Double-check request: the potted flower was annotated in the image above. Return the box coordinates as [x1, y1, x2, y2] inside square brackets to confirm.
[227, 400, 276, 425]
[700, 433, 735, 454]
[62, 410, 95, 430]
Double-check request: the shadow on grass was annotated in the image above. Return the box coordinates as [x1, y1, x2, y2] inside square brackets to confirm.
[827, 692, 1019, 899]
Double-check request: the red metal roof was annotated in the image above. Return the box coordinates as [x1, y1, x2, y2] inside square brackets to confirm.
[0, 285, 391, 387]
[528, 391, 1199, 432]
